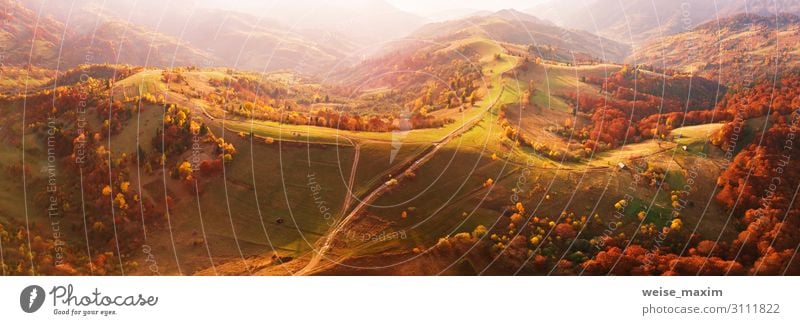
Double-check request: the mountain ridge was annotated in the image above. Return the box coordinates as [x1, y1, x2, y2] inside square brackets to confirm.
[629, 13, 800, 83]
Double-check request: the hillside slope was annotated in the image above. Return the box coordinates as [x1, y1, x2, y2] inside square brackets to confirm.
[526, 0, 800, 45]
[410, 9, 630, 62]
[6, 0, 360, 73]
[629, 14, 800, 83]
[1, 0, 213, 69]
[0, 0, 66, 66]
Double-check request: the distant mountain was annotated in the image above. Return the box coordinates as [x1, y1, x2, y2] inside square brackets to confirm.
[155, 8, 358, 73]
[0, 0, 67, 66]
[0, 0, 213, 69]
[409, 9, 630, 62]
[6, 0, 362, 73]
[418, 8, 490, 22]
[629, 14, 800, 84]
[333, 8, 631, 100]
[69, 20, 215, 68]
[526, 0, 800, 45]
[264, 0, 428, 46]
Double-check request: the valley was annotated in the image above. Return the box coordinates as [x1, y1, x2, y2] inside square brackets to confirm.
[1, 0, 799, 276]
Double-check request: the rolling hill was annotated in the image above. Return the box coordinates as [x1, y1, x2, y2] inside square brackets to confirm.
[264, 0, 428, 45]
[409, 9, 630, 62]
[525, 0, 800, 45]
[629, 13, 800, 83]
[7, 0, 361, 73]
[3, 2, 799, 277]
[1, 0, 213, 69]
[0, 0, 66, 66]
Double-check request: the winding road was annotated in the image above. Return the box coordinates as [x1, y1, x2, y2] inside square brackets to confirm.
[295, 87, 506, 275]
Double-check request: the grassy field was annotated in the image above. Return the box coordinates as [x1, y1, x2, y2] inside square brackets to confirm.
[671, 123, 725, 157]
[361, 120, 522, 249]
[0, 98, 52, 221]
[500, 62, 623, 166]
[101, 49, 525, 273]
[142, 134, 356, 274]
[351, 141, 430, 196]
[0, 66, 54, 94]
[0, 133, 43, 221]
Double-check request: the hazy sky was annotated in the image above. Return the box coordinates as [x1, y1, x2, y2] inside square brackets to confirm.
[195, 0, 557, 18]
[385, 0, 552, 15]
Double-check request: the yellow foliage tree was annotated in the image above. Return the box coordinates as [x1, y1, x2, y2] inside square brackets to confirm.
[178, 161, 193, 180]
[92, 221, 105, 232]
[114, 193, 128, 210]
[670, 218, 683, 231]
[614, 199, 627, 210]
[510, 213, 523, 225]
[515, 202, 525, 214]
